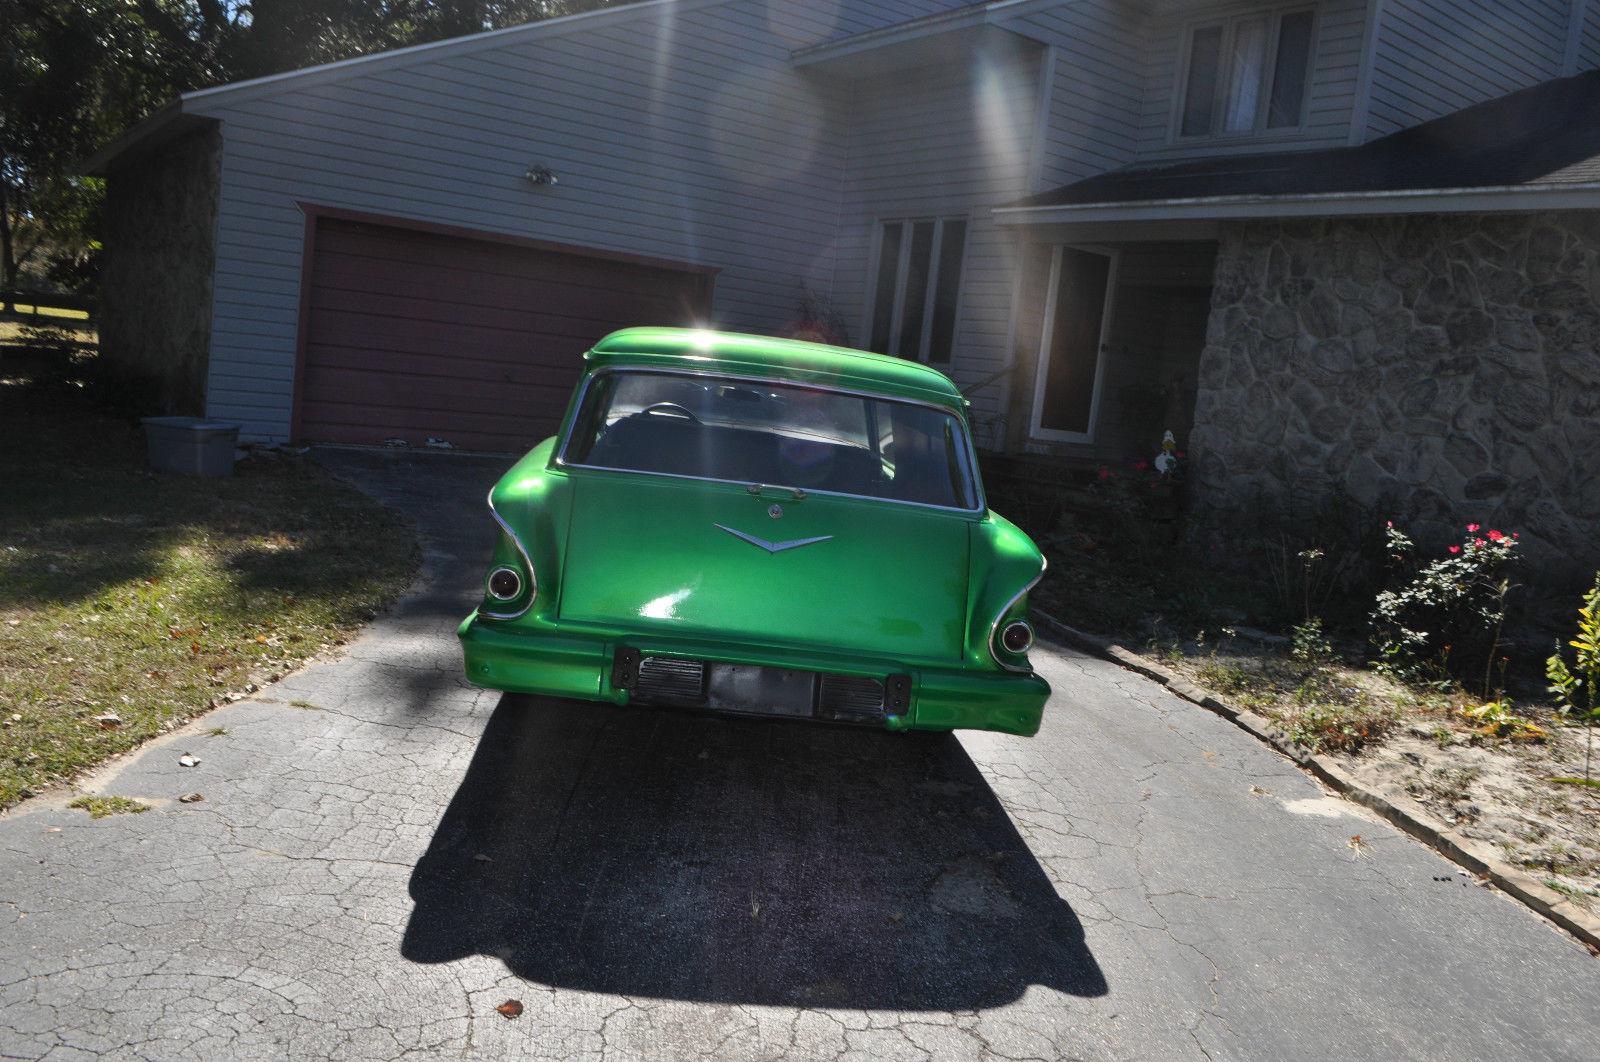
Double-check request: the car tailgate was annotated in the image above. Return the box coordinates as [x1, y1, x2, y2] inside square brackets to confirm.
[558, 473, 971, 661]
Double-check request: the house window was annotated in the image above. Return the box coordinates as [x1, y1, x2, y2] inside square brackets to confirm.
[868, 217, 967, 364]
[1178, 8, 1314, 138]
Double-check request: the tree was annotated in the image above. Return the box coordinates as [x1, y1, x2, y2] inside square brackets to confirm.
[1, 0, 239, 301]
[224, 1, 629, 80]
[1, 0, 629, 304]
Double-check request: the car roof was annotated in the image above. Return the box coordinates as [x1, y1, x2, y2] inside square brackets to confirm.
[584, 328, 970, 410]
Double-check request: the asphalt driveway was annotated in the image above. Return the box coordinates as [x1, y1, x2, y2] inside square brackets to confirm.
[2, 449, 1597, 1061]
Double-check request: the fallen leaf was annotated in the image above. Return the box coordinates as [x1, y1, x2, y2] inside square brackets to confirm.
[888, 911, 904, 923]
[473, 853, 493, 863]
[178, 753, 199, 767]
[495, 1000, 523, 1019]
[44, 826, 60, 833]
[93, 713, 121, 729]
[179, 793, 204, 803]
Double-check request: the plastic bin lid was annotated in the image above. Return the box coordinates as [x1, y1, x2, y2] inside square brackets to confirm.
[140, 416, 242, 431]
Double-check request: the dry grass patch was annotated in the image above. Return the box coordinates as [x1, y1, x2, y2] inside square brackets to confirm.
[1161, 630, 1600, 907]
[0, 370, 418, 808]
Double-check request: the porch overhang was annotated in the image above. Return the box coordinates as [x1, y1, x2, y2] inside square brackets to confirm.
[994, 182, 1600, 234]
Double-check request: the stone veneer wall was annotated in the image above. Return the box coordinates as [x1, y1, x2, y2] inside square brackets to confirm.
[1190, 212, 1600, 586]
[98, 125, 222, 415]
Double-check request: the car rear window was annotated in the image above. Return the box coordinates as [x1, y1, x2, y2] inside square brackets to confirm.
[561, 370, 980, 510]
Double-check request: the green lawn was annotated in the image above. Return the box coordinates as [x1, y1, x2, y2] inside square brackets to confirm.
[0, 364, 418, 808]
[0, 309, 95, 346]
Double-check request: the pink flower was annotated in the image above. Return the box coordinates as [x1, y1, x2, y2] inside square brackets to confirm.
[1487, 530, 1504, 541]
[1467, 524, 1480, 532]
[1175, 451, 1186, 459]
[1098, 469, 1112, 480]
[1386, 521, 1393, 528]
[1132, 461, 1149, 471]
[1449, 545, 1461, 554]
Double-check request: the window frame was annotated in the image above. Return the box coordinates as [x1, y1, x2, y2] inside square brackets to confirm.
[1171, 5, 1318, 143]
[1029, 244, 1119, 445]
[865, 216, 970, 366]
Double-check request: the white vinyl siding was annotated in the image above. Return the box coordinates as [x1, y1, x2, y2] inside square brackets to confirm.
[820, 0, 982, 40]
[1133, 0, 1369, 161]
[829, 43, 1042, 426]
[1364, 0, 1570, 137]
[996, 4, 1146, 189]
[1583, 0, 1600, 70]
[183, 0, 968, 441]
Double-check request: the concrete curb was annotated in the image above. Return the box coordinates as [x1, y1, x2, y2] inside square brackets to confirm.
[1034, 610, 1600, 955]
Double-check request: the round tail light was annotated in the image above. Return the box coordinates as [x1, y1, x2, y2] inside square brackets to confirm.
[487, 566, 523, 601]
[1000, 621, 1034, 655]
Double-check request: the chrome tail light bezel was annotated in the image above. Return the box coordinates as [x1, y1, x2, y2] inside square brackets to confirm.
[486, 566, 523, 602]
[988, 558, 1045, 672]
[1000, 620, 1034, 655]
[480, 488, 537, 620]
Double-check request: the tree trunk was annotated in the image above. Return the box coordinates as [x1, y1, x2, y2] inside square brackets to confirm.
[0, 167, 14, 314]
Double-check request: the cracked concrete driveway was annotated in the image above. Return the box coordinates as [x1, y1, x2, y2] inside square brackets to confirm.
[3, 448, 1598, 1061]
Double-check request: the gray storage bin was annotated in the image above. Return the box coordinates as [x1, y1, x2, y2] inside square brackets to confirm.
[141, 416, 241, 476]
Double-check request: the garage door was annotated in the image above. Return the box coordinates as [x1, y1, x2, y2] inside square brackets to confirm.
[296, 216, 715, 452]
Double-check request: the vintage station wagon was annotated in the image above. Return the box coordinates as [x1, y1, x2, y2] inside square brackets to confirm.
[457, 328, 1050, 736]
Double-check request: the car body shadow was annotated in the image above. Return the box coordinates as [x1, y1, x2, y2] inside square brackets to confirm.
[402, 694, 1107, 1008]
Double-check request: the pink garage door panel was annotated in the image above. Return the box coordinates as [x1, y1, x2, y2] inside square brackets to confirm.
[297, 216, 713, 452]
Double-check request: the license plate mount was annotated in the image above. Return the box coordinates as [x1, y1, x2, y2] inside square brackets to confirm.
[705, 664, 817, 717]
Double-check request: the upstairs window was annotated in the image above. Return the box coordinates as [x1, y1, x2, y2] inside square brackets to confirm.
[868, 217, 967, 365]
[1178, 8, 1315, 138]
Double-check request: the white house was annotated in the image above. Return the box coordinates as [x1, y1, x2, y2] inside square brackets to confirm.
[90, 0, 1600, 580]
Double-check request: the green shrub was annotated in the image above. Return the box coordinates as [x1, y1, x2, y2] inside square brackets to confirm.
[1371, 522, 1519, 692]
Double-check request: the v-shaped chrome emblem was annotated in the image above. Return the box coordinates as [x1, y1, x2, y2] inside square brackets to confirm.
[714, 524, 833, 553]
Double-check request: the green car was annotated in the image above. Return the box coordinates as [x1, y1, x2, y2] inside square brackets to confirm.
[457, 328, 1050, 736]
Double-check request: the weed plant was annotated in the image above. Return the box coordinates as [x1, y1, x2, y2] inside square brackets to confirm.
[1548, 573, 1600, 785]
